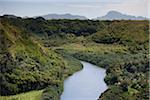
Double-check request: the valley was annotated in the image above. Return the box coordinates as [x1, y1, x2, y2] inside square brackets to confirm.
[0, 16, 149, 100]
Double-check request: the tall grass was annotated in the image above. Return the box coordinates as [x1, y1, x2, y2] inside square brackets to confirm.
[0, 90, 43, 100]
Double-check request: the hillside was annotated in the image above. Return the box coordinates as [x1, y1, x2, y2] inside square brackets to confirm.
[0, 16, 82, 99]
[0, 16, 149, 100]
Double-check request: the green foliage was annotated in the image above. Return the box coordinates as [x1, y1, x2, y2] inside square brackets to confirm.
[0, 17, 82, 99]
[92, 20, 149, 45]
[0, 16, 149, 100]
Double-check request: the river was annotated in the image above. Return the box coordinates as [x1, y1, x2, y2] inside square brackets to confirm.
[61, 61, 108, 100]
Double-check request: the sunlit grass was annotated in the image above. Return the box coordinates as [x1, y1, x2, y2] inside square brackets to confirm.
[59, 42, 128, 54]
[0, 90, 43, 100]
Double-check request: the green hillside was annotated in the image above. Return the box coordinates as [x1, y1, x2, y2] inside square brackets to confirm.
[0, 16, 149, 100]
[0, 16, 82, 100]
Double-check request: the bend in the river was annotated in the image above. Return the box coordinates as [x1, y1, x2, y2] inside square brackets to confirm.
[61, 61, 108, 100]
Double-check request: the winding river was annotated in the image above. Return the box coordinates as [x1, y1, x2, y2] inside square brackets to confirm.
[61, 61, 108, 100]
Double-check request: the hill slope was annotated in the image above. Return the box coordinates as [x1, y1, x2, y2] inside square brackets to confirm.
[0, 17, 82, 99]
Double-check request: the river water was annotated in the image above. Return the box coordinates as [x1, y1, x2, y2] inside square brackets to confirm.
[61, 61, 108, 100]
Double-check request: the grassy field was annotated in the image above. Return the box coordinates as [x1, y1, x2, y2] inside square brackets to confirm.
[0, 90, 43, 100]
[60, 42, 128, 54]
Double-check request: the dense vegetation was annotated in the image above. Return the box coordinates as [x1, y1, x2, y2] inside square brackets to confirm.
[0, 15, 149, 100]
[0, 16, 82, 99]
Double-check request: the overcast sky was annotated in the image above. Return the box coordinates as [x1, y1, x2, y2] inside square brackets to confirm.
[0, 0, 149, 19]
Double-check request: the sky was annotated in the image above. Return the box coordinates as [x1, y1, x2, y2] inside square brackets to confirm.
[0, 0, 149, 19]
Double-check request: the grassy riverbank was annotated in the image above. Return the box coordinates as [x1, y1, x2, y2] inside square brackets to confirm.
[56, 42, 148, 100]
[0, 90, 43, 100]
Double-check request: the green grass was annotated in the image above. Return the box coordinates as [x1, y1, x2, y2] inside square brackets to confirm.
[0, 90, 43, 100]
[55, 42, 128, 55]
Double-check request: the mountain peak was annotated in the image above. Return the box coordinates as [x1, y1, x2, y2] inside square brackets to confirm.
[107, 11, 122, 16]
[97, 11, 147, 20]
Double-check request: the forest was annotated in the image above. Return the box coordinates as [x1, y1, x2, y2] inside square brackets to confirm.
[0, 15, 149, 100]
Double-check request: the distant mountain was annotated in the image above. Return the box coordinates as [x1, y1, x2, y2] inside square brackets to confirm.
[39, 13, 87, 20]
[96, 11, 147, 20]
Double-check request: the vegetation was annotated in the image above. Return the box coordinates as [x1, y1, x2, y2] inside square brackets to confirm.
[0, 90, 43, 100]
[0, 16, 149, 100]
[0, 16, 82, 100]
